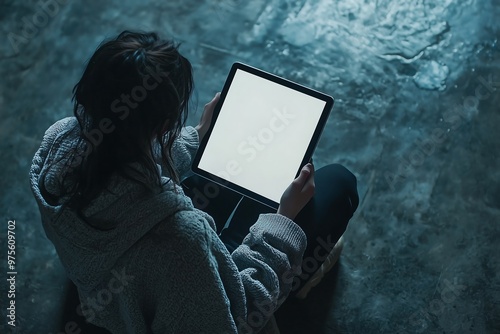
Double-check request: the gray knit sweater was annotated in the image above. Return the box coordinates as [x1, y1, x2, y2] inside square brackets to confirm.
[30, 117, 308, 333]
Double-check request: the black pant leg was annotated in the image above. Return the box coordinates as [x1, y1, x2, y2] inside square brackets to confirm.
[186, 164, 358, 260]
[296, 163, 358, 255]
[291, 163, 359, 293]
[219, 164, 358, 256]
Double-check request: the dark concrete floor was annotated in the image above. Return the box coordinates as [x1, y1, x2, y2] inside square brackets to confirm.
[1, 0, 499, 333]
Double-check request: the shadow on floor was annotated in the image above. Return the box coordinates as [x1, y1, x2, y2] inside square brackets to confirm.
[275, 261, 342, 334]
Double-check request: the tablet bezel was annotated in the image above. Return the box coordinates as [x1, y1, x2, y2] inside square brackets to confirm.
[191, 62, 334, 209]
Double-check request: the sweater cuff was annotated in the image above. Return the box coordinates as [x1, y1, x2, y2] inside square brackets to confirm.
[251, 213, 307, 262]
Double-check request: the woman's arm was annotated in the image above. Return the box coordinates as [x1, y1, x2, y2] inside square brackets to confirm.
[231, 214, 307, 331]
[162, 126, 200, 179]
[158, 93, 220, 180]
[152, 209, 306, 333]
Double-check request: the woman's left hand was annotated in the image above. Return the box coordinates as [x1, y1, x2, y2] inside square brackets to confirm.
[195, 92, 220, 142]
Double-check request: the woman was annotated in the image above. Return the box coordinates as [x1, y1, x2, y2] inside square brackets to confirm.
[30, 31, 358, 333]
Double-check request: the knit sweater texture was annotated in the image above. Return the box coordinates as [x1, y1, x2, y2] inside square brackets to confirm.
[29, 117, 307, 333]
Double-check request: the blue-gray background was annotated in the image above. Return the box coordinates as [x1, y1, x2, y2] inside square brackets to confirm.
[0, 0, 499, 333]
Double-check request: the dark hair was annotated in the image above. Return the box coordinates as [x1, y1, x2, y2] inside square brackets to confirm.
[49, 31, 194, 212]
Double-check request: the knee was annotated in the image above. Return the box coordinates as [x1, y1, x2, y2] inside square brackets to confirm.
[322, 163, 357, 188]
[320, 163, 359, 212]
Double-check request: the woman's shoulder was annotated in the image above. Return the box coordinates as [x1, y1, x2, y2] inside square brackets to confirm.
[44, 116, 78, 137]
[38, 117, 80, 153]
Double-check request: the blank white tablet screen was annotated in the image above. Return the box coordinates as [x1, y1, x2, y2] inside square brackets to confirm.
[198, 69, 326, 203]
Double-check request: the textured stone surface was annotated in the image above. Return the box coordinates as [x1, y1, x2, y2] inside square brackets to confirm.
[0, 0, 499, 333]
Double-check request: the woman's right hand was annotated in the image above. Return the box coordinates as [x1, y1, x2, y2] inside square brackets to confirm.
[277, 163, 315, 220]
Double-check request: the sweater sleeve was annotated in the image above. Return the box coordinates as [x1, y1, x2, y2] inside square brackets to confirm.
[158, 126, 199, 179]
[231, 213, 307, 332]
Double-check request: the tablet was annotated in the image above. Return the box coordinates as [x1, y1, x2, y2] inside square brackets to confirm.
[192, 62, 333, 209]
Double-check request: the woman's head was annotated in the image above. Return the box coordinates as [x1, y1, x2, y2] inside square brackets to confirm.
[68, 31, 194, 210]
[74, 31, 193, 139]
